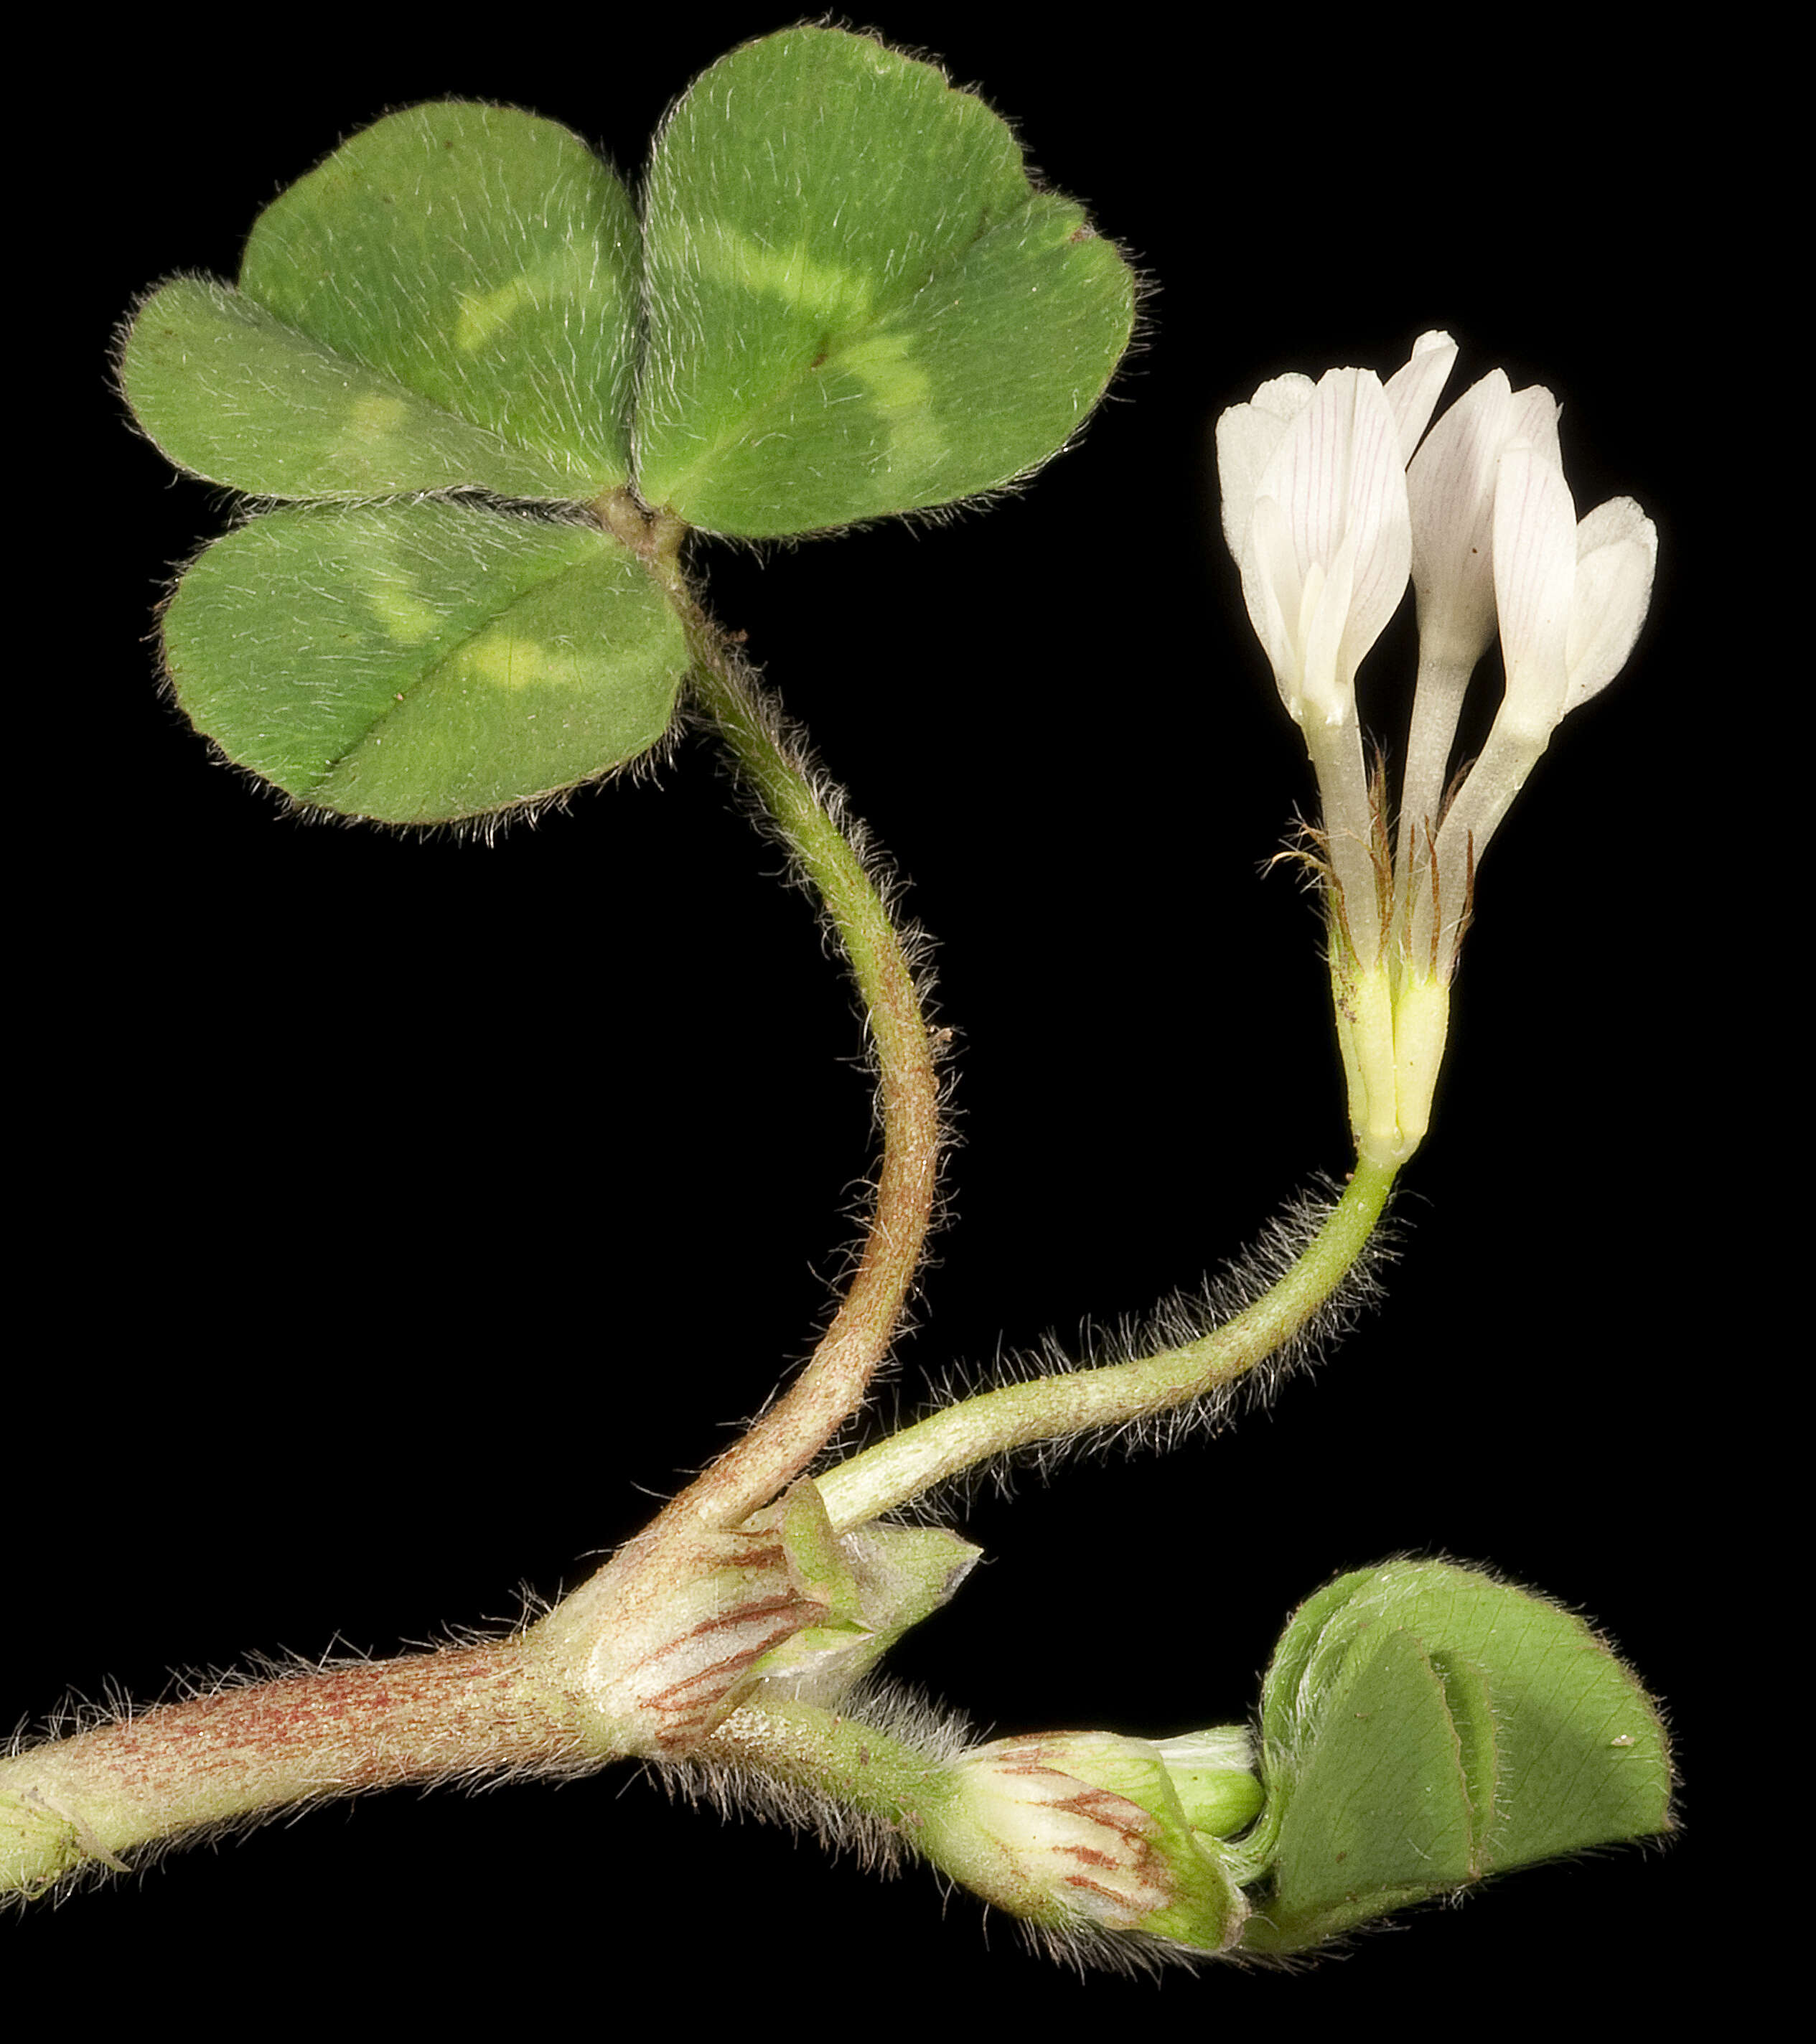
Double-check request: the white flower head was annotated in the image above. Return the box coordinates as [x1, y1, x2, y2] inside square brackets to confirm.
[1216, 333, 1456, 729]
[1212, 328, 1656, 1168]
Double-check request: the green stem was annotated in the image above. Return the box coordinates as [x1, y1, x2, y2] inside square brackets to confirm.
[701, 1700, 1255, 1946]
[609, 505, 942, 1534]
[696, 1698, 1044, 1924]
[815, 1157, 1398, 1529]
[1, 1644, 617, 1898]
[703, 1695, 958, 1834]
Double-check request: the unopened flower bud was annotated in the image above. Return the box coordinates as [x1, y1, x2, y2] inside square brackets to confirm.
[927, 1728, 1250, 1954]
[1151, 1727, 1266, 1839]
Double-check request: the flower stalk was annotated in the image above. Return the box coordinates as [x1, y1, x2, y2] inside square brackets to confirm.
[817, 1154, 1396, 1529]
[698, 1698, 1258, 1961]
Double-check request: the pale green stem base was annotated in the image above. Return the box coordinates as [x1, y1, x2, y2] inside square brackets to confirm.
[1303, 713, 1382, 965]
[704, 1694, 958, 1832]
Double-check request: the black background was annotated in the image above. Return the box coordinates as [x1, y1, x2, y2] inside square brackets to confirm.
[18, 4, 1726, 2019]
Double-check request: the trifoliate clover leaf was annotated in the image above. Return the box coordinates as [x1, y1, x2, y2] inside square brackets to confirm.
[121, 27, 1138, 822]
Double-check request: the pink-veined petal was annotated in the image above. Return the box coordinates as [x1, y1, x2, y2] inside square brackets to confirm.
[1507, 382, 1563, 466]
[1382, 329, 1457, 461]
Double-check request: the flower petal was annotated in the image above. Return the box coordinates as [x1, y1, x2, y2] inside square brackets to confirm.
[1507, 382, 1563, 465]
[1242, 489, 1305, 713]
[1249, 367, 1411, 723]
[1408, 368, 1515, 667]
[1565, 497, 1657, 712]
[1304, 530, 1359, 724]
[1328, 373, 1414, 700]
[1215, 372, 1315, 561]
[1382, 329, 1458, 461]
[1492, 441, 1578, 737]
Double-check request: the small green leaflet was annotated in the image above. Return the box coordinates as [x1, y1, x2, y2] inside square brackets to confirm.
[635, 27, 1137, 535]
[164, 505, 688, 825]
[122, 104, 642, 502]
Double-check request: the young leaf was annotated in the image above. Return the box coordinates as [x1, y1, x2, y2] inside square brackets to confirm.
[162, 504, 690, 823]
[1245, 1560, 1672, 1952]
[121, 105, 641, 502]
[634, 25, 1136, 537]
[1263, 1625, 1481, 1944]
[749, 1517, 982, 1706]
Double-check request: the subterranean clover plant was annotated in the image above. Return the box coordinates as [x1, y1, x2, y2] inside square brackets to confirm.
[4, 24, 1672, 1967]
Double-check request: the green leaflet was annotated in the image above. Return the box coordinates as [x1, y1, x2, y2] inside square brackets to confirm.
[162, 504, 688, 823]
[1261, 1627, 1482, 1943]
[634, 25, 1136, 536]
[1242, 1560, 1673, 1954]
[122, 105, 641, 500]
[120, 279, 597, 502]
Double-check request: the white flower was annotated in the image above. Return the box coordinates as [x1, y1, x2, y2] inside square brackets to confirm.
[1212, 328, 1655, 1171]
[1426, 439, 1657, 950]
[1408, 370, 1562, 672]
[1215, 332, 1458, 1000]
[1490, 443, 1657, 743]
[1216, 332, 1456, 730]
